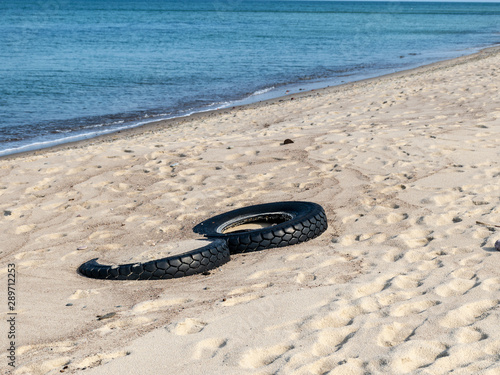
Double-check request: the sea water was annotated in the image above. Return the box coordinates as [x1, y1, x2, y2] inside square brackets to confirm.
[1, 0, 499, 156]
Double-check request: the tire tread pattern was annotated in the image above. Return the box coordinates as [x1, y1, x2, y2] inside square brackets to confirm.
[78, 239, 229, 280]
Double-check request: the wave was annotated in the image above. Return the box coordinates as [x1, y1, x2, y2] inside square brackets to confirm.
[250, 86, 275, 96]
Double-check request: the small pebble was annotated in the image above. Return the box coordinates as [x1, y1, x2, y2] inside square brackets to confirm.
[77, 246, 88, 250]
[4, 210, 12, 216]
[495, 240, 500, 251]
[66, 303, 73, 307]
[97, 312, 116, 321]
[283, 139, 294, 145]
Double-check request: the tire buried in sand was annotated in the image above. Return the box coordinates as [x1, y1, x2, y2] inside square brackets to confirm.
[78, 239, 230, 280]
[193, 201, 328, 254]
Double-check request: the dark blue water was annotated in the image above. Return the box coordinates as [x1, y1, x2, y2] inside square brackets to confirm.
[1, 0, 499, 156]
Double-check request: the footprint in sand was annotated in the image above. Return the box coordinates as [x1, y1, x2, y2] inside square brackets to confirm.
[397, 229, 434, 248]
[341, 214, 364, 224]
[291, 356, 339, 375]
[15, 224, 36, 235]
[483, 341, 500, 356]
[390, 340, 447, 373]
[451, 268, 476, 280]
[15, 357, 72, 375]
[377, 290, 421, 307]
[40, 201, 65, 211]
[85, 227, 112, 239]
[417, 259, 443, 271]
[338, 234, 357, 246]
[420, 212, 461, 226]
[380, 184, 409, 194]
[454, 326, 485, 343]
[310, 305, 365, 329]
[383, 248, 405, 263]
[132, 298, 190, 314]
[192, 338, 227, 360]
[327, 358, 366, 375]
[338, 232, 386, 246]
[391, 274, 424, 289]
[296, 272, 316, 284]
[377, 322, 413, 347]
[316, 256, 349, 270]
[434, 278, 477, 297]
[353, 275, 393, 298]
[311, 326, 357, 356]
[481, 277, 500, 292]
[74, 350, 131, 370]
[61, 250, 81, 262]
[68, 289, 99, 300]
[66, 166, 87, 176]
[472, 227, 492, 240]
[17, 341, 76, 356]
[375, 212, 408, 225]
[168, 318, 207, 335]
[402, 250, 426, 263]
[97, 317, 152, 335]
[390, 299, 439, 317]
[37, 233, 66, 242]
[439, 299, 498, 328]
[430, 191, 463, 206]
[427, 343, 491, 374]
[459, 253, 488, 267]
[228, 282, 272, 296]
[24, 177, 52, 194]
[239, 343, 293, 369]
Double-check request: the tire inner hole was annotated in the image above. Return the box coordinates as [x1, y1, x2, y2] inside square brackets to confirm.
[221, 213, 293, 234]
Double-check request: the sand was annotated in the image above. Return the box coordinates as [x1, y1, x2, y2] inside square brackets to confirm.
[1, 46, 500, 375]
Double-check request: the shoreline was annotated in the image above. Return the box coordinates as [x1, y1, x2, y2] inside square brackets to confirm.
[2, 43, 499, 161]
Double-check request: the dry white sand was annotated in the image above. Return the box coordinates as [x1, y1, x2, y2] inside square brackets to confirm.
[1, 46, 500, 375]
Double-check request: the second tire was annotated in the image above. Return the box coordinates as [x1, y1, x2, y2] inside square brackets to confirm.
[193, 201, 328, 254]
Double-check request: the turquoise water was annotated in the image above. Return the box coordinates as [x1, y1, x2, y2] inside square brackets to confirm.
[1, 1, 499, 156]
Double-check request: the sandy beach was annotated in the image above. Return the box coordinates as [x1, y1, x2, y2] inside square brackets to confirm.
[1, 45, 500, 374]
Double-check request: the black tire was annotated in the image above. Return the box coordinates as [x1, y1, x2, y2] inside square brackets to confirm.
[193, 201, 327, 254]
[78, 239, 230, 280]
